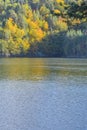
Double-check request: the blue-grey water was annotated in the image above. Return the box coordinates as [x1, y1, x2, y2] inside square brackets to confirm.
[0, 58, 87, 130]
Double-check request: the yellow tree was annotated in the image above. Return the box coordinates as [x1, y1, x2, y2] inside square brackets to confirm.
[4, 18, 30, 55]
[26, 18, 45, 43]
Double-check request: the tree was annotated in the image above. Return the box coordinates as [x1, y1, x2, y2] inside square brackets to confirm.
[67, 0, 87, 22]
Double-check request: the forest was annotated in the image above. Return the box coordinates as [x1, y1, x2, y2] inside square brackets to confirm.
[0, 0, 87, 57]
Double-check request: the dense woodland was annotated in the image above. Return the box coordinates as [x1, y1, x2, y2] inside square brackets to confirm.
[0, 0, 87, 57]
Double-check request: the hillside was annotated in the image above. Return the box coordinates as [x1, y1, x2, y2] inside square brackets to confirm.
[0, 0, 87, 57]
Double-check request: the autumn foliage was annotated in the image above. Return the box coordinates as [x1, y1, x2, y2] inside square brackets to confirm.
[0, 0, 87, 57]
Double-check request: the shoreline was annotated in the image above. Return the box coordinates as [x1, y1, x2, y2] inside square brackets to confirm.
[0, 56, 87, 58]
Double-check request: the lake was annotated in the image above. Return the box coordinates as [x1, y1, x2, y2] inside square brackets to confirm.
[0, 58, 87, 130]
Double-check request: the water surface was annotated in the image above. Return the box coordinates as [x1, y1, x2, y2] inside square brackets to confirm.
[0, 58, 87, 130]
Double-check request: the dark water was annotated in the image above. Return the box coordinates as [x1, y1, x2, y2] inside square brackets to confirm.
[0, 58, 87, 130]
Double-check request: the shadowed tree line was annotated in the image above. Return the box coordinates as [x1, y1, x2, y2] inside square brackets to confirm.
[29, 25, 87, 57]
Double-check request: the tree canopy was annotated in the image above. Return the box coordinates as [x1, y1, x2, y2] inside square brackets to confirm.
[0, 0, 87, 57]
